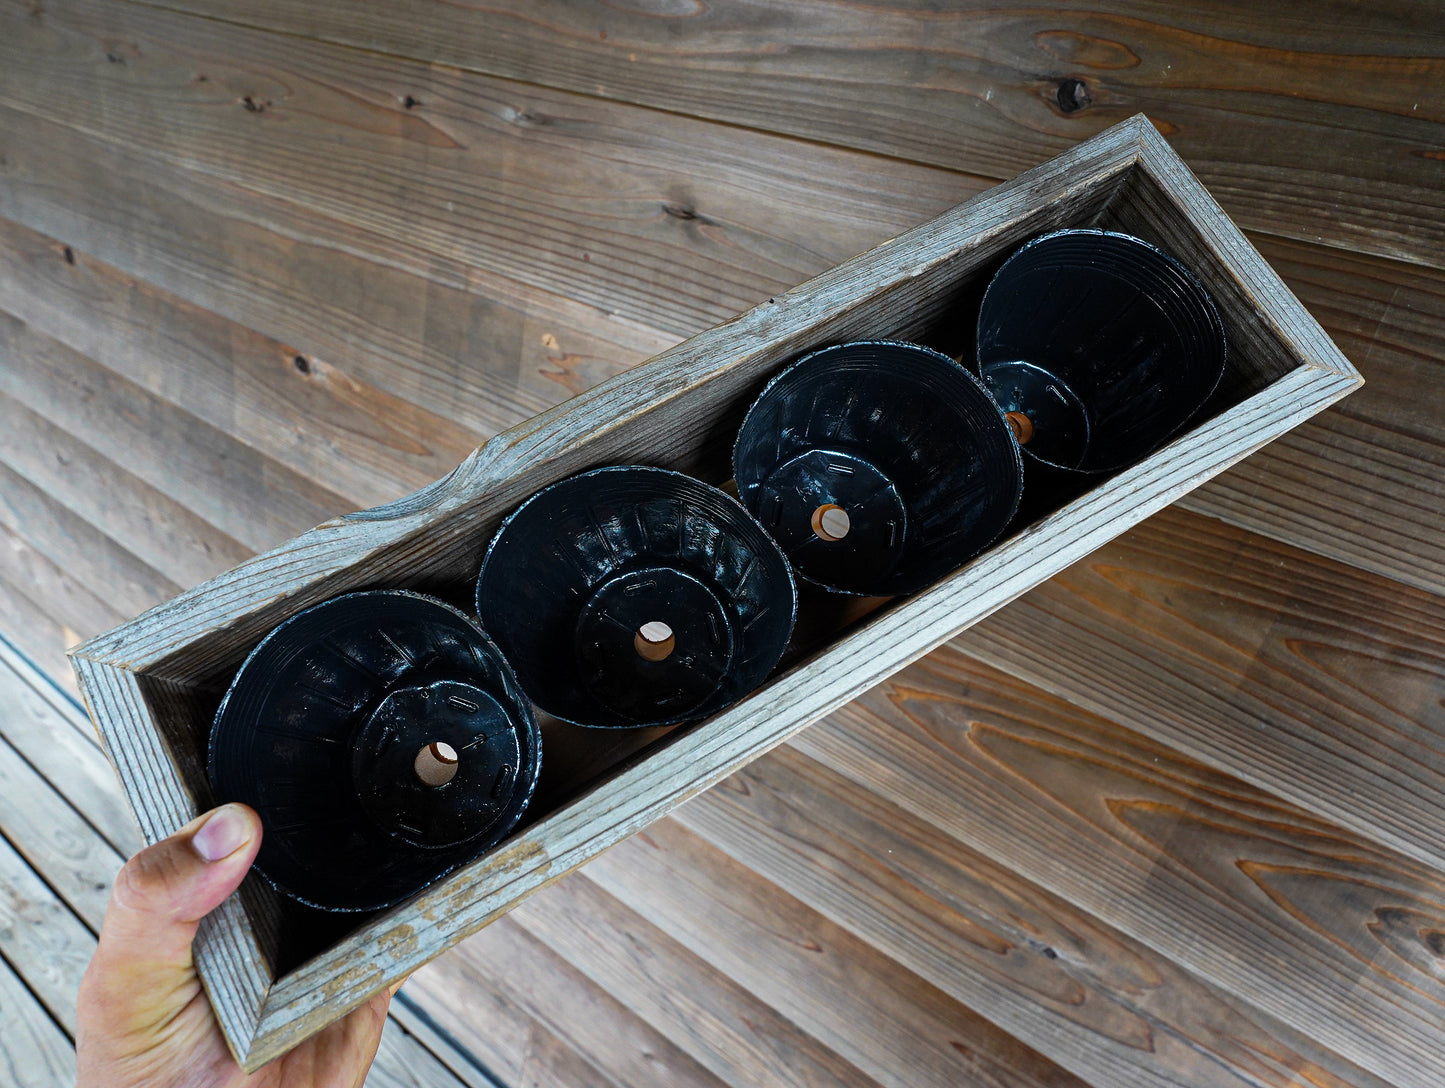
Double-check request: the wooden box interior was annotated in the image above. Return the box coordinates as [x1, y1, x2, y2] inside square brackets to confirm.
[154, 157, 1292, 967]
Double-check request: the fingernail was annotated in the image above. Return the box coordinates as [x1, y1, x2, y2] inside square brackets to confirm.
[192, 804, 253, 862]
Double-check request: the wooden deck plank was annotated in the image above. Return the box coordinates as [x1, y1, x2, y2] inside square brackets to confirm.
[0, 386, 238, 600]
[508, 873, 888, 1088]
[0, 506, 131, 646]
[0, 215, 483, 509]
[0, 0, 983, 340]
[1182, 235, 1445, 594]
[0, 107, 673, 443]
[580, 826, 1090, 1088]
[0, 731, 121, 931]
[0, 575, 84, 697]
[0, 640, 141, 858]
[368, 1017, 500, 1088]
[0, 953, 74, 1088]
[386, 996, 510, 1088]
[956, 504, 1445, 876]
[412, 916, 732, 1088]
[0, 832, 94, 1035]
[407, 953, 624, 1088]
[676, 747, 1389, 1088]
[0, 309, 348, 555]
[793, 646, 1445, 1088]
[102, 0, 1445, 268]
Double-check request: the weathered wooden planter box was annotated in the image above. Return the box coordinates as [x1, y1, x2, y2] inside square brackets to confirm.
[72, 114, 1361, 1070]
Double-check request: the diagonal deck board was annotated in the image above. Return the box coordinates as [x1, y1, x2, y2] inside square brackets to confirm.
[794, 648, 1445, 1087]
[505, 876, 907, 1088]
[411, 917, 736, 1088]
[954, 505, 1445, 874]
[674, 747, 1390, 1088]
[0, 215, 484, 509]
[0, 952, 75, 1088]
[0, 310, 349, 555]
[98, 0, 1445, 269]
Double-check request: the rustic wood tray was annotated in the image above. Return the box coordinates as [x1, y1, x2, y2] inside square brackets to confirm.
[71, 114, 1361, 1071]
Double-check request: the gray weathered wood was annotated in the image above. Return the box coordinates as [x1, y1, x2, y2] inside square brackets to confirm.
[412, 915, 734, 1088]
[71, 115, 1362, 1069]
[0, 954, 75, 1088]
[0, 732, 119, 930]
[0, 642, 142, 858]
[508, 877, 890, 1088]
[0, 833, 94, 1035]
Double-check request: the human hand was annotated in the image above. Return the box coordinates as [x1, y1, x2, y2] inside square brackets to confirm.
[76, 803, 396, 1088]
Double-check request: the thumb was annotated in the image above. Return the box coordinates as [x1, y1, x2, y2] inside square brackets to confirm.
[97, 803, 263, 974]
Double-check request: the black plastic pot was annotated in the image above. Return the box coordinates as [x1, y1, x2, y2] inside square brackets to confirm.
[732, 340, 1023, 597]
[208, 590, 541, 913]
[975, 228, 1227, 473]
[475, 466, 797, 729]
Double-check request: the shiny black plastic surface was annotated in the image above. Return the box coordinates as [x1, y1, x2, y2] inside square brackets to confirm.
[475, 466, 797, 729]
[733, 340, 1023, 596]
[208, 590, 541, 912]
[976, 229, 1227, 473]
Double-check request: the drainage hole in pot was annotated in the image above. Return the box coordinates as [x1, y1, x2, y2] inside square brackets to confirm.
[414, 741, 460, 787]
[811, 503, 851, 542]
[635, 621, 676, 662]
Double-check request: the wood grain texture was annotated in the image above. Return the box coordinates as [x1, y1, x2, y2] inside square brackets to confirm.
[0, 387, 230, 603]
[508, 872, 890, 1088]
[1182, 235, 1445, 593]
[414, 915, 733, 1088]
[675, 746, 1389, 1088]
[580, 823, 1086, 1088]
[407, 953, 615, 1080]
[366, 1019, 495, 1088]
[0, 104, 671, 445]
[0, 954, 75, 1088]
[385, 997, 508, 1088]
[1, 17, 1426, 595]
[0, 451, 173, 632]
[0, 573, 85, 696]
[0, 308, 347, 554]
[0, 732, 121, 931]
[0, 833, 94, 1034]
[0, 215, 484, 510]
[0, 507, 130, 651]
[793, 647, 1445, 1087]
[408, 931, 665, 1088]
[0, 0, 972, 342]
[69, 117, 1364, 1067]
[0, 641, 142, 858]
[118, 0, 1445, 268]
[956, 504, 1445, 877]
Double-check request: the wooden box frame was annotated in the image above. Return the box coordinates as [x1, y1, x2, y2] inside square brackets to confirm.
[72, 114, 1360, 1071]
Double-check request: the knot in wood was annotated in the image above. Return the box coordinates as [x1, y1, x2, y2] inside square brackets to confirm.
[1056, 78, 1092, 114]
